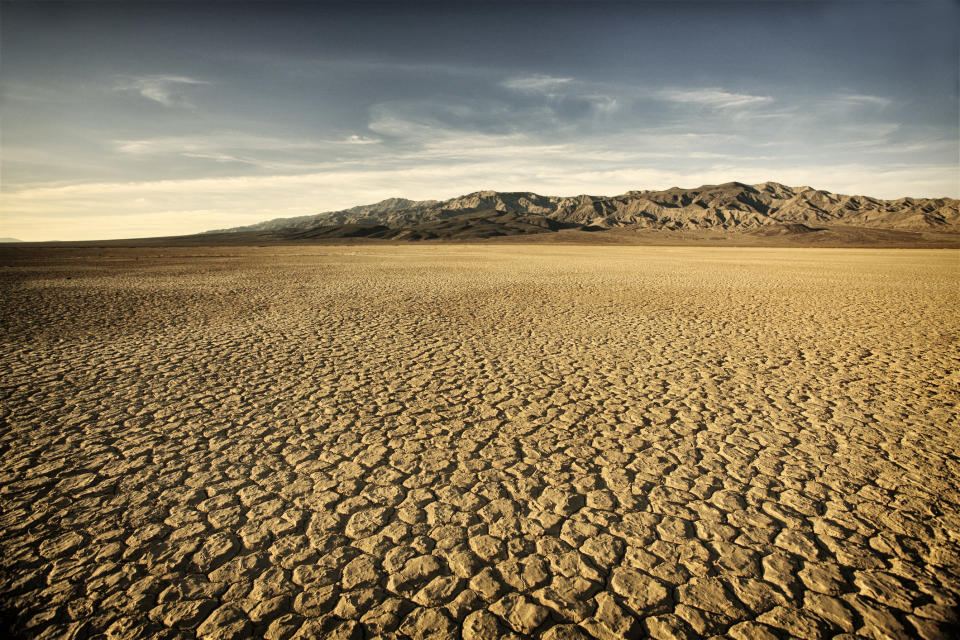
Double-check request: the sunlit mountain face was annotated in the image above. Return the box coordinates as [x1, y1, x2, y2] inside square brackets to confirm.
[208, 183, 959, 239]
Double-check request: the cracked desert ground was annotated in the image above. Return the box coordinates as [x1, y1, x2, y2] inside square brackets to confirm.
[1, 244, 958, 640]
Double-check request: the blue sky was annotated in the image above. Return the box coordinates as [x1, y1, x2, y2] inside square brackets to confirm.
[2, 0, 957, 240]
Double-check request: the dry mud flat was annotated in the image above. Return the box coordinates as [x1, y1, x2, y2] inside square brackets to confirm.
[0, 245, 958, 640]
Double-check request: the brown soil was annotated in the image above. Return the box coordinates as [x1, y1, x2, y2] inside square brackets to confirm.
[1, 245, 957, 639]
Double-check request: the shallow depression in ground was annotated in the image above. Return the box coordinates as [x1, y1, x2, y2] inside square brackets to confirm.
[0, 245, 958, 639]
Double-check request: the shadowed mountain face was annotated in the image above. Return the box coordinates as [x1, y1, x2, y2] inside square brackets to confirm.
[749, 222, 823, 236]
[281, 210, 598, 241]
[210, 181, 959, 239]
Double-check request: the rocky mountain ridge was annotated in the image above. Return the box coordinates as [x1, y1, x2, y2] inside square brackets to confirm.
[208, 182, 959, 235]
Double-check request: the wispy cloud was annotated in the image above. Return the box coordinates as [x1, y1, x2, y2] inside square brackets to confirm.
[343, 135, 381, 145]
[365, 89, 621, 145]
[1, 80, 77, 104]
[659, 88, 774, 109]
[500, 75, 621, 117]
[502, 74, 574, 94]
[112, 133, 381, 170]
[176, 152, 364, 172]
[870, 139, 958, 154]
[115, 134, 323, 155]
[834, 93, 892, 108]
[366, 100, 547, 140]
[822, 122, 902, 149]
[117, 74, 209, 108]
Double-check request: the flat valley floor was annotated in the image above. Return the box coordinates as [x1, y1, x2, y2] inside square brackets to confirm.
[1, 245, 958, 640]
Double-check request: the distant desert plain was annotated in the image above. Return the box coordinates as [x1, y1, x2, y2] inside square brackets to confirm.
[1, 182, 959, 640]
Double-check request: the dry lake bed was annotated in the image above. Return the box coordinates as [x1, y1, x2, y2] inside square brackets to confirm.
[1, 245, 958, 640]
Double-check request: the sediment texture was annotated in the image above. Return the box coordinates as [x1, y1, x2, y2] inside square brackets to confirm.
[1, 246, 958, 640]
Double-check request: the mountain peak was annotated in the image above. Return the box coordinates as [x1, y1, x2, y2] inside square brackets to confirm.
[208, 183, 959, 236]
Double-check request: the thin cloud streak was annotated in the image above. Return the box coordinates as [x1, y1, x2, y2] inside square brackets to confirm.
[659, 88, 774, 109]
[113, 134, 375, 155]
[502, 74, 574, 93]
[117, 74, 210, 108]
[834, 93, 892, 108]
[110, 133, 383, 171]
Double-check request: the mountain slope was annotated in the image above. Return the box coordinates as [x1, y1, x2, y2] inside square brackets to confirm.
[207, 197, 437, 234]
[208, 182, 959, 237]
[278, 210, 600, 241]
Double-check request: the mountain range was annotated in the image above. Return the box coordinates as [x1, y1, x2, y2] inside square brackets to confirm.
[207, 182, 959, 241]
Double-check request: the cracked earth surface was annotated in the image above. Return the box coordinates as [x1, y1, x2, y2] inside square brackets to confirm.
[0, 245, 958, 640]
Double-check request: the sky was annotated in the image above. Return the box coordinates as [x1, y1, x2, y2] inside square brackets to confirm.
[1, 0, 958, 241]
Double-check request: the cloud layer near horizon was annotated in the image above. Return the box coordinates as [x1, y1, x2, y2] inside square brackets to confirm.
[2, 1, 957, 241]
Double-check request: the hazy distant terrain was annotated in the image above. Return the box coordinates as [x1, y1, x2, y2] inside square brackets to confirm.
[207, 182, 960, 242]
[1, 245, 957, 639]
